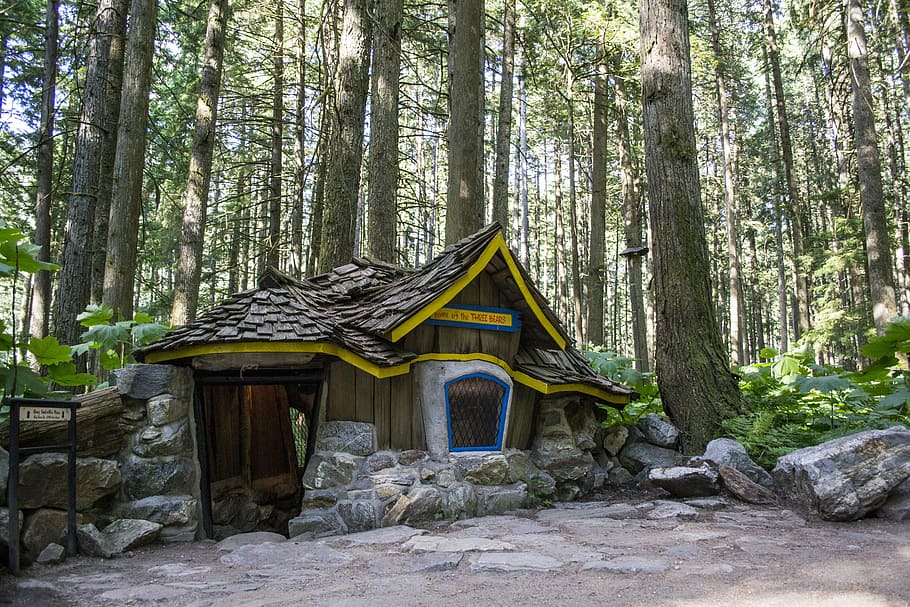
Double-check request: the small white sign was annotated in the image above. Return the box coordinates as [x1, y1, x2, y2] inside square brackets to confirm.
[20, 406, 71, 422]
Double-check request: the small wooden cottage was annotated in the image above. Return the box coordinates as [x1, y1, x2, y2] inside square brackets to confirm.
[138, 223, 633, 534]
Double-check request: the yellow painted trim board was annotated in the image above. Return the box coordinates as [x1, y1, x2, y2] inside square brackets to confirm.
[144, 343, 628, 404]
[388, 233, 568, 350]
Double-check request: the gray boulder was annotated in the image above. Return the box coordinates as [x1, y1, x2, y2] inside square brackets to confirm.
[381, 485, 443, 526]
[302, 452, 362, 489]
[102, 519, 162, 553]
[22, 509, 72, 562]
[76, 524, 112, 558]
[315, 421, 377, 456]
[121, 455, 195, 500]
[288, 508, 346, 538]
[603, 426, 629, 456]
[700, 438, 774, 488]
[336, 500, 381, 532]
[132, 419, 193, 458]
[876, 477, 910, 521]
[772, 426, 910, 521]
[716, 464, 777, 505]
[117, 495, 197, 527]
[146, 394, 189, 426]
[637, 414, 680, 448]
[460, 454, 509, 485]
[443, 482, 478, 519]
[475, 483, 528, 516]
[648, 464, 721, 497]
[36, 543, 66, 565]
[618, 442, 679, 474]
[113, 364, 191, 401]
[1, 446, 8, 505]
[18, 453, 121, 509]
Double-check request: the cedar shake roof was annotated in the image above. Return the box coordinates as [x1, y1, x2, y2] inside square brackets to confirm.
[138, 224, 632, 403]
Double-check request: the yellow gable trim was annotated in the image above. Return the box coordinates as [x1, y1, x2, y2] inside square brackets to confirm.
[388, 232, 567, 349]
[143, 344, 628, 405]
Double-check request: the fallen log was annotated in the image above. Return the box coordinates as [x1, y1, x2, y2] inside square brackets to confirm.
[0, 387, 126, 457]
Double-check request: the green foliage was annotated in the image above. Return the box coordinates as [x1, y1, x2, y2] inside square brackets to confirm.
[583, 348, 664, 428]
[75, 304, 169, 372]
[723, 318, 910, 468]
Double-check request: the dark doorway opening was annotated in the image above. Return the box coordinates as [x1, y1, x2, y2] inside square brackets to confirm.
[194, 373, 321, 539]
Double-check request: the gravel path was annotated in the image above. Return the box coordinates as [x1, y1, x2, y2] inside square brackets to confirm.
[2, 494, 909, 607]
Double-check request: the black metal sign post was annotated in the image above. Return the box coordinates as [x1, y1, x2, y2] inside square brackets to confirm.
[4, 396, 81, 576]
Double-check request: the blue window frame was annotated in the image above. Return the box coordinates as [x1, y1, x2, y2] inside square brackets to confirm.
[445, 373, 509, 451]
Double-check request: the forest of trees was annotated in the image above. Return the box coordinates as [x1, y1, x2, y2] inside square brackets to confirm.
[1, 0, 908, 379]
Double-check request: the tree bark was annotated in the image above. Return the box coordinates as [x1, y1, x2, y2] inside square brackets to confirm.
[491, 0, 515, 233]
[102, 0, 157, 320]
[266, 1, 284, 271]
[586, 42, 607, 347]
[319, 0, 372, 271]
[846, 0, 899, 333]
[367, 0, 402, 262]
[170, 0, 228, 326]
[763, 0, 810, 339]
[289, 0, 306, 275]
[30, 0, 58, 342]
[565, 69, 583, 344]
[640, 0, 742, 452]
[55, 0, 125, 347]
[445, 0, 484, 244]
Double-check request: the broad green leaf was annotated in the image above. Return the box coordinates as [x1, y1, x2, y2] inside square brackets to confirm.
[134, 312, 155, 324]
[100, 348, 124, 371]
[70, 342, 93, 356]
[46, 362, 96, 387]
[0, 331, 13, 351]
[81, 322, 130, 349]
[0, 240, 57, 274]
[77, 303, 115, 327]
[877, 387, 910, 410]
[131, 322, 168, 346]
[2, 364, 48, 396]
[758, 347, 779, 360]
[798, 375, 852, 394]
[771, 355, 804, 379]
[28, 336, 74, 365]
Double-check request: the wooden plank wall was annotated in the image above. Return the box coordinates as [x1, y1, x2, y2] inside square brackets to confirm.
[324, 361, 425, 451]
[505, 383, 537, 449]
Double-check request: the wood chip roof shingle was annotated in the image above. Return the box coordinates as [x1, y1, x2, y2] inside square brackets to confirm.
[137, 224, 631, 401]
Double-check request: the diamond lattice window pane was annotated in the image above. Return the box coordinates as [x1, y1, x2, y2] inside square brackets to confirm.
[447, 375, 507, 449]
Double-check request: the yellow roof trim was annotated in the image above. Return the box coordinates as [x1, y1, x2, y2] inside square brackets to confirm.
[388, 232, 568, 350]
[144, 344, 628, 404]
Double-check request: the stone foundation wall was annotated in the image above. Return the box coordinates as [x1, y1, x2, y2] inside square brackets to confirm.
[289, 394, 613, 537]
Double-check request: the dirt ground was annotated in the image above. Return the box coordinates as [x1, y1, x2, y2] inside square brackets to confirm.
[2, 489, 909, 607]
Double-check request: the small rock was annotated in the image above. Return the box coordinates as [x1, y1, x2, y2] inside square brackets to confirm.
[603, 426, 629, 456]
[36, 543, 66, 565]
[645, 500, 700, 520]
[648, 464, 721, 498]
[717, 464, 777, 505]
[398, 450, 428, 465]
[77, 524, 113, 558]
[637, 414, 680, 448]
[460, 454, 509, 485]
[699, 438, 774, 488]
[618, 442, 679, 474]
[102, 519, 162, 553]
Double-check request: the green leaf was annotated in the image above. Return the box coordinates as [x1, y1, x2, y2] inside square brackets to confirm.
[771, 355, 804, 379]
[131, 322, 168, 346]
[100, 349, 124, 371]
[877, 387, 910, 410]
[2, 364, 48, 396]
[81, 322, 130, 349]
[758, 347, 779, 360]
[28, 336, 74, 365]
[46, 362, 96, 387]
[133, 312, 155, 324]
[0, 240, 57, 274]
[798, 375, 852, 394]
[77, 303, 115, 327]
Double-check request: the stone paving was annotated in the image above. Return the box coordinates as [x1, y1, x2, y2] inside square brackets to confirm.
[2, 496, 910, 606]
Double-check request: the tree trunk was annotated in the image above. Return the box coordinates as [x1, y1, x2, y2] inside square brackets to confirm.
[266, 2, 284, 270]
[616, 63, 649, 373]
[55, 0, 124, 347]
[587, 48, 607, 347]
[764, 0, 810, 339]
[170, 0, 228, 326]
[289, 0, 306, 275]
[565, 70, 583, 344]
[102, 0, 156, 320]
[707, 0, 744, 365]
[847, 0, 898, 333]
[367, 0, 402, 262]
[445, 0, 484, 244]
[319, 0, 372, 271]
[491, 0, 515, 232]
[30, 0, 58, 342]
[640, 0, 742, 452]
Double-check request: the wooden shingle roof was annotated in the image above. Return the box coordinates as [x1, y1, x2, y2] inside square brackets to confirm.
[138, 224, 631, 403]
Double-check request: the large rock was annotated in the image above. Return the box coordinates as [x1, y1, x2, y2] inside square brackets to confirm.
[648, 464, 721, 498]
[459, 454, 509, 485]
[102, 519, 162, 553]
[22, 509, 73, 562]
[118, 495, 197, 527]
[1, 446, 8, 505]
[132, 419, 193, 458]
[700, 438, 774, 488]
[315, 422, 377, 456]
[288, 508, 346, 538]
[531, 401, 595, 482]
[876, 477, 910, 521]
[18, 453, 121, 509]
[603, 426, 629, 456]
[121, 456, 195, 500]
[772, 426, 910, 521]
[336, 500, 381, 532]
[77, 523, 112, 558]
[113, 365, 191, 401]
[302, 452, 362, 489]
[146, 395, 189, 426]
[565, 403, 599, 451]
[475, 483, 528, 516]
[637, 414, 680, 449]
[381, 485, 442, 526]
[443, 482, 477, 519]
[618, 442, 679, 474]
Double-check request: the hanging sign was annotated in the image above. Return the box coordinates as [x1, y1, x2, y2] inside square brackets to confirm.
[428, 305, 521, 333]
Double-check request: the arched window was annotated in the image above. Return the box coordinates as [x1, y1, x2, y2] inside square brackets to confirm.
[445, 373, 509, 451]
